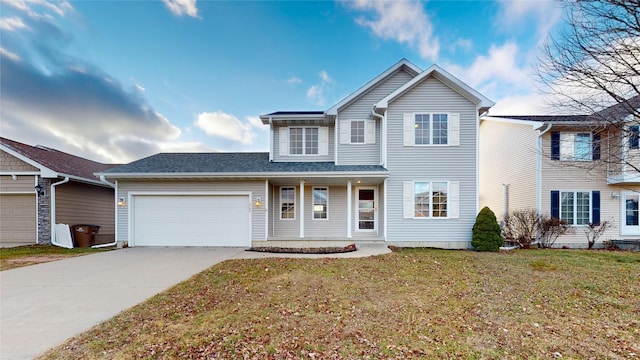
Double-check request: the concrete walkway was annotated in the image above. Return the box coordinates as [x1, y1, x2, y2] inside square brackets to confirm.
[0, 244, 390, 360]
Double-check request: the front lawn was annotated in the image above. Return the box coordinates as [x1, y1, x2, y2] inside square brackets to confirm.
[0, 245, 112, 271]
[41, 249, 640, 359]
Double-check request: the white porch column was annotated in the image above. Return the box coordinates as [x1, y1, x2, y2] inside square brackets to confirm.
[347, 180, 352, 239]
[299, 180, 305, 238]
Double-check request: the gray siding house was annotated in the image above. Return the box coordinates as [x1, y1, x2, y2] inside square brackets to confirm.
[99, 59, 494, 248]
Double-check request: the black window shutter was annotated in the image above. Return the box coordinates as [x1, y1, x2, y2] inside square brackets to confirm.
[631, 125, 639, 149]
[592, 132, 600, 160]
[551, 132, 560, 160]
[592, 191, 601, 225]
[551, 191, 560, 218]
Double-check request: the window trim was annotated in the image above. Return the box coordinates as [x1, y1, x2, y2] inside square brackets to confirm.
[312, 187, 329, 220]
[279, 186, 296, 220]
[408, 180, 451, 219]
[629, 125, 639, 150]
[350, 120, 366, 144]
[288, 126, 320, 156]
[559, 132, 593, 161]
[559, 190, 592, 226]
[355, 186, 377, 232]
[403, 113, 460, 147]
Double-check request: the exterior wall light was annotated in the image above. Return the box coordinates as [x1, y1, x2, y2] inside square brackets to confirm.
[254, 197, 262, 207]
[34, 184, 44, 196]
[117, 197, 127, 207]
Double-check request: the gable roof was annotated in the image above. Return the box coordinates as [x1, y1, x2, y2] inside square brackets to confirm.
[0, 137, 116, 186]
[325, 58, 422, 116]
[487, 115, 589, 123]
[98, 152, 388, 178]
[375, 64, 494, 114]
[590, 94, 640, 121]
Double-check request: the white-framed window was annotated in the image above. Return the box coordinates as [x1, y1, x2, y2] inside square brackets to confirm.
[560, 132, 592, 161]
[413, 181, 448, 218]
[403, 181, 459, 219]
[340, 120, 376, 144]
[312, 187, 328, 220]
[351, 120, 365, 143]
[560, 191, 591, 225]
[404, 113, 460, 146]
[279, 127, 328, 156]
[280, 187, 296, 220]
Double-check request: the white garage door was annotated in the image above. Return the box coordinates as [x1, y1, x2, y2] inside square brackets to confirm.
[132, 195, 250, 247]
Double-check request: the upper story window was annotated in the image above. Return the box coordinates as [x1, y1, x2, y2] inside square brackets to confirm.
[403, 113, 460, 147]
[630, 125, 639, 150]
[351, 121, 365, 143]
[278, 127, 328, 156]
[551, 131, 600, 161]
[340, 120, 375, 145]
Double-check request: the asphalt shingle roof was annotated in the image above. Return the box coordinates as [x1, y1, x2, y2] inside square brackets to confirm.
[0, 137, 117, 181]
[100, 152, 387, 175]
[489, 115, 589, 122]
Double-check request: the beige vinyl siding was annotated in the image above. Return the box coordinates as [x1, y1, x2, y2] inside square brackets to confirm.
[385, 76, 478, 246]
[479, 120, 538, 220]
[0, 150, 38, 171]
[56, 182, 115, 244]
[117, 180, 265, 243]
[540, 131, 636, 246]
[0, 175, 36, 193]
[0, 194, 37, 247]
[337, 69, 414, 165]
[272, 125, 334, 162]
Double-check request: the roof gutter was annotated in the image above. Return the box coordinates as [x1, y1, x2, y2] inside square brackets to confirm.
[371, 105, 385, 166]
[94, 171, 390, 179]
[536, 124, 553, 214]
[99, 175, 115, 187]
[50, 177, 71, 248]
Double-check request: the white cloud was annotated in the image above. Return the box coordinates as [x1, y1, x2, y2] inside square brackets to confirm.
[345, 0, 439, 61]
[496, 0, 562, 47]
[488, 94, 553, 115]
[0, 16, 28, 31]
[450, 38, 472, 53]
[247, 116, 264, 128]
[1, 0, 73, 18]
[162, 0, 199, 18]
[306, 70, 333, 106]
[0, 47, 21, 62]
[195, 111, 258, 145]
[444, 42, 532, 96]
[287, 76, 302, 86]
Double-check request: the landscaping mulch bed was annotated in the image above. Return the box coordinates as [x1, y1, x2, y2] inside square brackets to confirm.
[247, 243, 357, 254]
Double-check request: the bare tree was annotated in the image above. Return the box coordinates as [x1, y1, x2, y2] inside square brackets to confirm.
[536, 0, 640, 173]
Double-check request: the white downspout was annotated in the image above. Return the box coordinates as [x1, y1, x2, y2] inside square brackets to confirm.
[371, 106, 385, 166]
[383, 178, 388, 241]
[269, 117, 273, 162]
[537, 124, 553, 213]
[99, 175, 115, 187]
[91, 175, 118, 248]
[50, 177, 70, 248]
[347, 180, 352, 239]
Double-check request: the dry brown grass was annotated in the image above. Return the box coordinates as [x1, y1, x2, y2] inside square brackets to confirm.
[0, 245, 111, 271]
[40, 248, 640, 359]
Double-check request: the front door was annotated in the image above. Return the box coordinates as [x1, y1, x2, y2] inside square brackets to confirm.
[621, 192, 640, 235]
[357, 188, 376, 231]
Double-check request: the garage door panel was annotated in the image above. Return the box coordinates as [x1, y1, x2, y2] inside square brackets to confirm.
[133, 195, 250, 247]
[0, 194, 37, 246]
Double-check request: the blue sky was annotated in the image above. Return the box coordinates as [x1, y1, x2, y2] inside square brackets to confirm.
[0, 0, 565, 163]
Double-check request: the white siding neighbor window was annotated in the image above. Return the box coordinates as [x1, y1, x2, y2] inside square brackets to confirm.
[280, 187, 296, 220]
[560, 133, 592, 161]
[340, 120, 376, 144]
[560, 191, 590, 225]
[312, 187, 328, 220]
[403, 113, 460, 146]
[403, 181, 459, 219]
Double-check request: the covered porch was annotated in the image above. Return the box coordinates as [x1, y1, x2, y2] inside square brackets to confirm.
[261, 173, 387, 245]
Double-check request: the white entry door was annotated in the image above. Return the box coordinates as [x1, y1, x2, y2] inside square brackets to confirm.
[621, 192, 640, 235]
[356, 188, 376, 231]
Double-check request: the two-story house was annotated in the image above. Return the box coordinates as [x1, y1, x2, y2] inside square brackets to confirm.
[480, 96, 640, 247]
[99, 59, 493, 249]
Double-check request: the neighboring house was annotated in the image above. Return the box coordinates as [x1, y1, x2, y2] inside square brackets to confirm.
[480, 97, 640, 247]
[0, 137, 116, 247]
[98, 59, 494, 248]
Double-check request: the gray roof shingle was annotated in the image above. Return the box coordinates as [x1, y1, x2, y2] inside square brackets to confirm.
[100, 152, 387, 175]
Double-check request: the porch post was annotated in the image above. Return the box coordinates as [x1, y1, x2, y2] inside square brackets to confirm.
[347, 180, 352, 239]
[299, 180, 305, 238]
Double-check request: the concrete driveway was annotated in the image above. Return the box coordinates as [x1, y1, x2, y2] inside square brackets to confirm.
[0, 247, 246, 360]
[0, 244, 390, 360]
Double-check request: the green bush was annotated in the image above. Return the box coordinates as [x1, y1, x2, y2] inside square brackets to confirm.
[472, 207, 503, 252]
